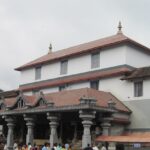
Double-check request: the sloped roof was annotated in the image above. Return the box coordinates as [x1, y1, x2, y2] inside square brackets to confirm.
[15, 33, 150, 71]
[1, 88, 130, 113]
[20, 65, 132, 91]
[96, 132, 150, 143]
[122, 66, 150, 80]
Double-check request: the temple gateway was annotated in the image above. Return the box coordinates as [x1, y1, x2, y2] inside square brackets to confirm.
[1, 23, 150, 150]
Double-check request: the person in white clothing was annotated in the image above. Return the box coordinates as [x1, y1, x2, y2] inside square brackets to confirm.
[101, 144, 106, 150]
[93, 144, 99, 150]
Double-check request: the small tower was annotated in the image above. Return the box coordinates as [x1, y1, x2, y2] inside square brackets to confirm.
[117, 21, 123, 34]
[48, 43, 52, 54]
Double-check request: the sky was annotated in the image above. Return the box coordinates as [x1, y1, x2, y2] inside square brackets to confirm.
[0, 0, 150, 91]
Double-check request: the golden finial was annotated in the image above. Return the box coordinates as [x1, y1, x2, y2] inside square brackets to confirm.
[48, 43, 52, 53]
[117, 21, 122, 34]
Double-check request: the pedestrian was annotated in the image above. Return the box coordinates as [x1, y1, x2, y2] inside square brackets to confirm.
[84, 144, 93, 150]
[46, 143, 50, 150]
[4, 142, 7, 150]
[65, 143, 69, 150]
[68, 145, 72, 150]
[32, 143, 38, 150]
[21, 144, 26, 150]
[61, 144, 65, 150]
[53, 143, 57, 150]
[93, 144, 99, 150]
[14, 142, 18, 150]
[101, 144, 106, 150]
[28, 143, 32, 150]
[56, 144, 61, 150]
[42, 142, 48, 150]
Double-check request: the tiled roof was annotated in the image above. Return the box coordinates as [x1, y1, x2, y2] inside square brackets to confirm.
[4, 97, 16, 107]
[122, 66, 150, 80]
[1, 88, 130, 113]
[20, 65, 132, 91]
[15, 33, 150, 71]
[96, 132, 150, 143]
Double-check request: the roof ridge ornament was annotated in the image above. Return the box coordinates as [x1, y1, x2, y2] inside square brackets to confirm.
[117, 21, 123, 34]
[48, 43, 52, 54]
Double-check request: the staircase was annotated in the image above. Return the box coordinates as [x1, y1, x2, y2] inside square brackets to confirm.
[72, 140, 82, 150]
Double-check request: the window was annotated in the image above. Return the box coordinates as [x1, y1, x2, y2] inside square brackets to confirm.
[39, 99, 46, 106]
[134, 81, 143, 97]
[90, 80, 99, 90]
[35, 66, 41, 80]
[60, 60, 68, 75]
[17, 99, 25, 108]
[32, 90, 40, 96]
[59, 85, 67, 91]
[91, 52, 100, 69]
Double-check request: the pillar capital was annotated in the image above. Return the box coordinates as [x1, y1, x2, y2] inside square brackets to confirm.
[23, 114, 35, 121]
[101, 117, 112, 136]
[101, 117, 112, 126]
[79, 110, 96, 121]
[4, 115, 15, 123]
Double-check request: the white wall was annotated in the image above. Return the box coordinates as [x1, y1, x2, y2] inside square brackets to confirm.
[41, 87, 59, 94]
[23, 87, 59, 95]
[68, 54, 91, 75]
[67, 82, 90, 90]
[100, 45, 126, 69]
[42, 62, 60, 80]
[100, 76, 150, 101]
[20, 68, 35, 84]
[126, 45, 150, 68]
[100, 76, 132, 101]
[20, 45, 127, 85]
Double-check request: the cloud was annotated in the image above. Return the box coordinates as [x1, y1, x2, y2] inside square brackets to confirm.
[0, 0, 150, 91]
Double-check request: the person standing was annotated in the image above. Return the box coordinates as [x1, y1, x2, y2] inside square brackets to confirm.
[101, 144, 106, 150]
[13, 143, 18, 150]
[84, 144, 93, 150]
[93, 144, 99, 150]
[42, 143, 48, 150]
[28, 143, 32, 150]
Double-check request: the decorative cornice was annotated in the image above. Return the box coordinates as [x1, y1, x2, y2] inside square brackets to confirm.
[0, 104, 117, 116]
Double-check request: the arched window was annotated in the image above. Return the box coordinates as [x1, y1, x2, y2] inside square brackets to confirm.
[17, 99, 25, 108]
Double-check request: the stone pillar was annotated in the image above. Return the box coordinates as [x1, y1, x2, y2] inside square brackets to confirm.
[79, 110, 96, 148]
[101, 118, 111, 136]
[47, 113, 59, 148]
[24, 115, 35, 145]
[4, 116, 15, 150]
[71, 122, 77, 144]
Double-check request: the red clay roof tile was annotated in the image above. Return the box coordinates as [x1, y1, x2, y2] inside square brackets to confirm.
[3, 88, 130, 113]
[96, 132, 150, 143]
[122, 66, 150, 80]
[20, 66, 132, 91]
[15, 33, 150, 71]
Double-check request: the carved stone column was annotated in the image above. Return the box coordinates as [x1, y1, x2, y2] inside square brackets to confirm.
[24, 115, 35, 145]
[47, 113, 59, 148]
[71, 122, 77, 144]
[101, 118, 111, 136]
[4, 116, 15, 150]
[79, 110, 96, 148]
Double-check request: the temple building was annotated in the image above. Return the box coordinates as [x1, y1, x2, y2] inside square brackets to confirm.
[1, 23, 150, 150]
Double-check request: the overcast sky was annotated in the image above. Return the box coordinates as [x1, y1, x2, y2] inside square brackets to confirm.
[0, 0, 150, 91]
